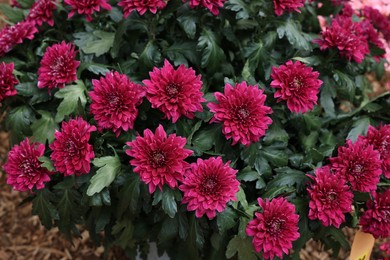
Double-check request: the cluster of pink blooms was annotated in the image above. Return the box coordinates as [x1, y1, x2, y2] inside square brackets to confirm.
[0, 62, 18, 104]
[273, 0, 305, 16]
[307, 124, 390, 238]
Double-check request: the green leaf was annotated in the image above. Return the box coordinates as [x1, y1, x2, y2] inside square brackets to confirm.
[237, 167, 260, 182]
[15, 82, 51, 105]
[31, 111, 57, 144]
[262, 123, 289, 145]
[347, 116, 370, 142]
[158, 217, 178, 242]
[236, 187, 248, 209]
[267, 167, 307, 191]
[0, 4, 24, 23]
[118, 175, 141, 216]
[139, 41, 162, 68]
[225, 0, 250, 19]
[189, 215, 205, 250]
[262, 186, 295, 199]
[166, 42, 199, 67]
[326, 227, 351, 250]
[242, 41, 264, 75]
[177, 14, 197, 39]
[192, 125, 219, 151]
[6, 105, 34, 144]
[32, 189, 59, 229]
[38, 156, 55, 172]
[54, 81, 87, 122]
[260, 147, 288, 167]
[112, 218, 135, 248]
[277, 20, 312, 51]
[86, 64, 110, 75]
[197, 28, 225, 72]
[320, 78, 336, 117]
[333, 70, 355, 93]
[226, 235, 256, 260]
[74, 31, 115, 57]
[87, 156, 122, 196]
[217, 207, 237, 234]
[162, 188, 178, 218]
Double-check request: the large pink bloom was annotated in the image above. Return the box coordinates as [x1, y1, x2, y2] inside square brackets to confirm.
[314, 16, 370, 63]
[362, 125, 390, 178]
[208, 82, 272, 146]
[90, 71, 145, 137]
[3, 138, 52, 191]
[246, 197, 300, 260]
[64, 0, 112, 22]
[270, 60, 322, 114]
[0, 21, 38, 57]
[0, 62, 18, 104]
[330, 139, 382, 192]
[26, 0, 57, 26]
[126, 125, 193, 193]
[186, 0, 226, 15]
[118, 0, 167, 17]
[273, 0, 305, 16]
[359, 188, 390, 239]
[38, 41, 80, 90]
[307, 166, 353, 228]
[179, 157, 239, 219]
[143, 59, 205, 123]
[50, 117, 96, 176]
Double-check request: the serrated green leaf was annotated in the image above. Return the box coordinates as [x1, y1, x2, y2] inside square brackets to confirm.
[87, 156, 121, 196]
[192, 125, 219, 151]
[177, 14, 197, 39]
[225, 0, 250, 19]
[262, 123, 289, 145]
[277, 20, 312, 51]
[6, 105, 34, 144]
[139, 41, 161, 68]
[15, 82, 51, 105]
[118, 174, 141, 216]
[0, 4, 24, 23]
[268, 167, 307, 191]
[158, 217, 178, 242]
[162, 188, 178, 218]
[217, 207, 237, 234]
[31, 111, 57, 144]
[112, 218, 135, 248]
[74, 31, 115, 57]
[189, 215, 205, 250]
[197, 28, 225, 72]
[38, 156, 55, 171]
[166, 42, 199, 67]
[260, 147, 288, 167]
[32, 189, 59, 229]
[55, 187, 81, 239]
[236, 187, 248, 209]
[54, 81, 87, 122]
[320, 78, 336, 117]
[262, 186, 295, 199]
[86, 64, 110, 75]
[347, 116, 370, 142]
[226, 235, 256, 260]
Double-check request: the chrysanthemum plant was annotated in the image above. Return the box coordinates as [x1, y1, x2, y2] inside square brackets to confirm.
[1, 0, 390, 259]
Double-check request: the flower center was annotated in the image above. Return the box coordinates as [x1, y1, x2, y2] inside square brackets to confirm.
[327, 191, 337, 201]
[200, 175, 218, 196]
[352, 163, 364, 175]
[150, 150, 166, 168]
[65, 140, 78, 156]
[237, 108, 250, 119]
[166, 83, 180, 97]
[107, 93, 123, 110]
[290, 77, 303, 89]
[267, 218, 285, 235]
[19, 159, 35, 175]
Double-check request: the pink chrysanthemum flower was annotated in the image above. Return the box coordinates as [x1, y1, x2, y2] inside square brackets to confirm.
[3, 138, 52, 191]
[143, 59, 205, 123]
[273, 0, 305, 16]
[314, 16, 370, 63]
[64, 0, 112, 22]
[362, 6, 390, 41]
[307, 166, 353, 228]
[0, 21, 38, 57]
[186, 0, 226, 15]
[207, 82, 272, 146]
[118, 0, 167, 17]
[50, 117, 96, 176]
[0, 62, 18, 104]
[179, 157, 239, 219]
[37, 41, 80, 90]
[362, 125, 390, 178]
[359, 188, 390, 239]
[126, 125, 193, 193]
[270, 60, 323, 114]
[90, 71, 145, 137]
[26, 0, 57, 26]
[246, 197, 300, 260]
[330, 139, 382, 192]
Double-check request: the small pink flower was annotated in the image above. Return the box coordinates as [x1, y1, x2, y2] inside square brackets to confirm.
[307, 166, 353, 228]
[27, 0, 57, 26]
[330, 139, 382, 192]
[118, 0, 167, 17]
[126, 125, 193, 193]
[273, 0, 305, 16]
[246, 197, 300, 260]
[143, 59, 205, 123]
[208, 82, 272, 146]
[270, 60, 323, 114]
[3, 138, 52, 191]
[186, 0, 226, 15]
[179, 157, 239, 219]
[0, 62, 18, 104]
[64, 0, 112, 22]
[90, 71, 145, 137]
[0, 21, 38, 57]
[359, 188, 390, 239]
[50, 117, 96, 176]
[38, 41, 80, 90]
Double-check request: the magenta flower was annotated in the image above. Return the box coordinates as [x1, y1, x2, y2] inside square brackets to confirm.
[126, 125, 193, 193]
[270, 60, 323, 114]
[330, 139, 382, 192]
[307, 166, 353, 228]
[3, 138, 52, 191]
[208, 81, 272, 146]
[38, 41, 80, 90]
[64, 0, 112, 22]
[143, 59, 205, 123]
[273, 0, 305, 16]
[26, 0, 57, 26]
[118, 0, 167, 17]
[179, 157, 239, 219]
[0, 62, 18, 104]
[314, 16, 370, 63]
[90, 71, 145, 137]
[246, 197, 300, 260]
[50, 117, 96, 176]
[186, 0, 226, 15]
[0, 21, 38, 57]
[359, 188, 390, 239]
[362, 125, 390, 178]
